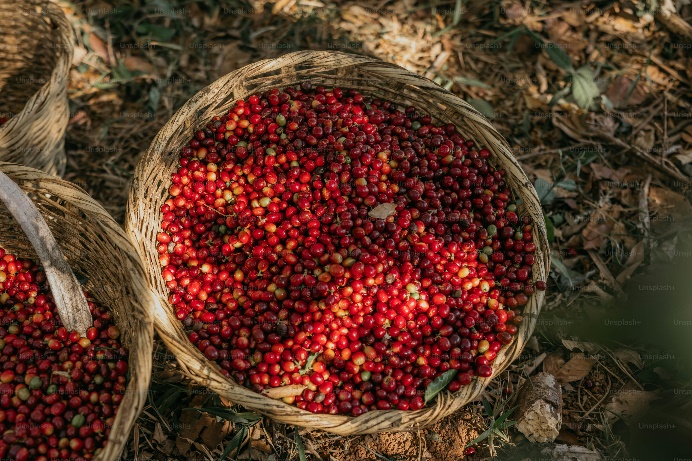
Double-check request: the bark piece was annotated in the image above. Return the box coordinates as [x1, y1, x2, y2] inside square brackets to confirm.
[515, 372, 562, 443]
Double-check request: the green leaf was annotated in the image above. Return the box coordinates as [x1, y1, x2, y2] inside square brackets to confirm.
[467, 99, 496, 119]
[453, 76, 491, 89]
[465, 427, 493, 448]
[453, 0, 463, 25]
[545, 44, 574, 72]
[299, 353, 319, 375]
[571, 67, 601, 110]
[294, 430, 307, 461]
[148, 86, 161, 112]
[555, 179, 577, 191]
[545, 215, 555, 244]
[221, 425, 247, 461]
[186, 407, 262, 424]
[548, 86, 572, 107]
[424, 369, 458, 404]
[534, 178, 556, 205]
[494, 407, 516, 426]
[135, 23, 176, 42]
[551, 257, 576, 287]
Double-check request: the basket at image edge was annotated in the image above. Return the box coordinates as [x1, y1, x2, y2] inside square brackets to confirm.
[0, 162, 154, 460]
[126, 51, 550, 436]
[0, 0, 73, 176]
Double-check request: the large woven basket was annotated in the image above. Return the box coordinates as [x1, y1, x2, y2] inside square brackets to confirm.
[0, 161, 154, 460]
[0, 0, 73, 176]
[126, 51, 550, 435]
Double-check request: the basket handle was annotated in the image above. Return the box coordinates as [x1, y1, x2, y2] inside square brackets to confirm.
[0, 171, 91, 336]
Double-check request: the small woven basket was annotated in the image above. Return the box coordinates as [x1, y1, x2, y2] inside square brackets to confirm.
[126, 51, 549, 435]
[0, 161, 154, 460]
[0, 0, 73, 176]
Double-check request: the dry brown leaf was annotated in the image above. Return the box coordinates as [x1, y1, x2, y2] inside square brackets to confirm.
[613, 348, 644, 369]
[153, 422, 167, 444]
[200, 419, 231, 450]
[590, 163, 630, 182]
[633, 127, 655, 152]
[581, 209, 614, 250]
[674, 149, 692, 165]
[604, 390, 658, 424]
[215, 43, 251, 78]
[368, 202, 397, 220]
[555, 428, 581, 445]
[554, 357, 596, 384]
[262, 384, 307, 399]
[604, 76, 648, 108]
[88, 32, 111, 66]
[561, 339, 600, 354]
[543, 353, 566, 375]
[123, 56, 155, 74]
[648, 187, 692, 232]
[616, 240, 645, 284]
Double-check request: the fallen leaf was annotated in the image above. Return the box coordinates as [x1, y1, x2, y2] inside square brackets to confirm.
[616, 240, 645, 284]
[543, 353, 566, 375]
[604, 390, 659, 424]
[604, 76, 648, 108]
[581, 210, 614, 250]
[556, 427, 581, 445]
[88, 32, 111, 66]
[215, 43, 251, 78]
[368, 202, 397, 220]
[262, 384, 307, 399]
[154, 423, 167, 444]
[613, 349, 643, 369]
[200, 419, 231, 450]
[590, 163, 629, 182]
[647, 187, 692, 234]
[555, 357, 596, 384]
[633, 128, 655, 152]
[561, 339, 600, 354]
[123, 56, 155, 74]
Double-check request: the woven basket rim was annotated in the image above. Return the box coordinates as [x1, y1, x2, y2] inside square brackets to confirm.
[126, 50, 550, 435]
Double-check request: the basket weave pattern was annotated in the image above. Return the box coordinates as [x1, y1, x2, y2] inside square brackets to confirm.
[0, 0, 73, 176]
[127, 51, 549, 435]
[0, 162, 154, 460]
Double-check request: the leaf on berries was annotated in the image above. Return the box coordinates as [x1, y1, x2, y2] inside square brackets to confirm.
[424, 369, 458, 404]
[368, 202, 397, 220]
[261, 385, 307, 400]
[299, 353, 319, 375]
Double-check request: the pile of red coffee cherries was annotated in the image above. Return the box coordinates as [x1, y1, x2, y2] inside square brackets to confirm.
[0, 247, 128, 460]
[158, 84, 545, 416]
